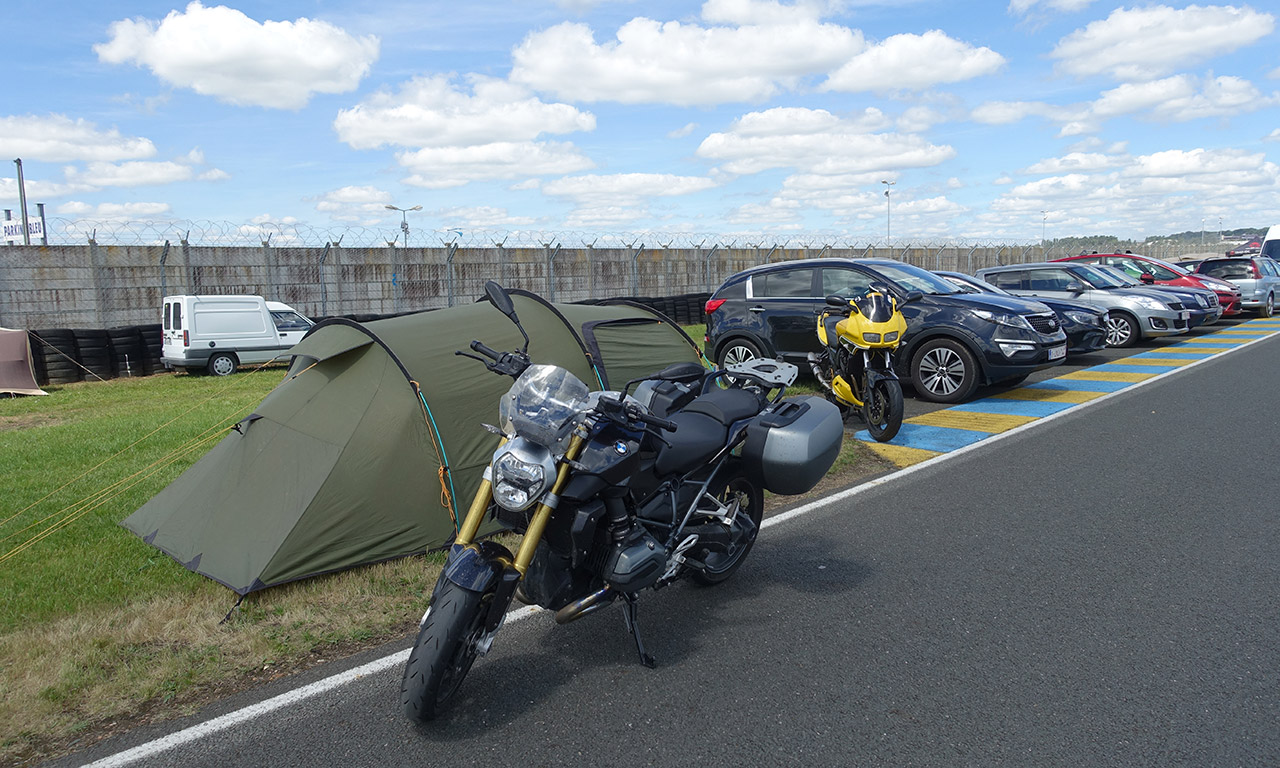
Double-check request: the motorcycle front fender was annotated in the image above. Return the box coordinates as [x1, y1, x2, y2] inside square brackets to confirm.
[441, 540, 514, 593]
[864, 365, 899, 387]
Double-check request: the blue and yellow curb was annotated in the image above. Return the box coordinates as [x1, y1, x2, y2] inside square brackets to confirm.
[857, 317, 1279, 467]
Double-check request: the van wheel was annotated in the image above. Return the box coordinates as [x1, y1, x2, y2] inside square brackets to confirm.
[207, 353, 238, 376]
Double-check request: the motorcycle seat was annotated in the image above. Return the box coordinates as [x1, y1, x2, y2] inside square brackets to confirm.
[653, 388, 764, 476]
[822, 315, 844, 349]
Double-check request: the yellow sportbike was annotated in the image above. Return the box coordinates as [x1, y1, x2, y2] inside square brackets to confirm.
[808, 286, 907, 442]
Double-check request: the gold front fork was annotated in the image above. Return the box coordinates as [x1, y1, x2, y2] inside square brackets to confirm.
[451, 432, 588, 577]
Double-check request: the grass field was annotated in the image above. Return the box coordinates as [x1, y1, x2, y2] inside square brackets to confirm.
[0, 327, 873, 763]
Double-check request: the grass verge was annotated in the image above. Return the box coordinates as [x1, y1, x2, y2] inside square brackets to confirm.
[0, 347, 889, 765]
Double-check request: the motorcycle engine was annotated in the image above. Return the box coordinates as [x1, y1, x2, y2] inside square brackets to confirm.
[602, 523, 666, 592]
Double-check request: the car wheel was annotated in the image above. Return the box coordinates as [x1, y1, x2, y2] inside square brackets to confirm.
[911, 338, 978, 404]
[207, 352, 238, 376]
[1260, 293, 1274, 318]
[1105, 313, 1138, 348]
[717, 338, 760, 368]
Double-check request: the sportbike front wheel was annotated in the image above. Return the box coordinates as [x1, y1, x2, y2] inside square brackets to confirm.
[400, 580, 487, 722]
[692, 474, 764, 586]
[863, 378, 904, 442]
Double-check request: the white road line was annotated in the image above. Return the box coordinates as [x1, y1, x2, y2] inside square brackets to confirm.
[85, 329, 1274, 768]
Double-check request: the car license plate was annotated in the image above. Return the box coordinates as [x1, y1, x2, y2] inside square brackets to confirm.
[1049, 344, 1066, 360]
[1180, 310, 1190, 321]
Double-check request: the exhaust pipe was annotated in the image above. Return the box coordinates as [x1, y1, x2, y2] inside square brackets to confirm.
[554, 587, 617, 624]
[807, 352, 832, 389]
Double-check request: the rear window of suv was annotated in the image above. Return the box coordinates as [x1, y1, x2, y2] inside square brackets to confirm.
[753, 268, 815, 298]
[1198, 259, 1254, 280]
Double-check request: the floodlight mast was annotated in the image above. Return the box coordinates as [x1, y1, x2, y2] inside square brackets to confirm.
[385, 204, 422, 247]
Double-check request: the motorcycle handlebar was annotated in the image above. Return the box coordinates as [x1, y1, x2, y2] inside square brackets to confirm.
[469, 340, 501, 360]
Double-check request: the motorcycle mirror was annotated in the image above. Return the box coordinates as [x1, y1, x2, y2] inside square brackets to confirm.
[484, 280, 518, 319]
[483, 280, 531, 352]
[825, 294, 848, 307]
[904, 290, 925, 303]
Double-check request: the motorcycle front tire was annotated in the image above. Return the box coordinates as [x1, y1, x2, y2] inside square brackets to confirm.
[400, 580, 488, 722]
[692, 473, 764, 586]
[863, 378, 904, 443]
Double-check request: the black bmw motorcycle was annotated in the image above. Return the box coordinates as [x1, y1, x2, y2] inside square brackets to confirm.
[400, 282, 844, 721]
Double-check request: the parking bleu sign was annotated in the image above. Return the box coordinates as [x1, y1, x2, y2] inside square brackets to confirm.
[3, 218, 41, 239]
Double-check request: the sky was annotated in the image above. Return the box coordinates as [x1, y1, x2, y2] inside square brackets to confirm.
[2, 0, 1278, 246]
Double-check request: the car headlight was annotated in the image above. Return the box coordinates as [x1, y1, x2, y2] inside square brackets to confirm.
[492, 443, 556, 512]
[973, 309, 1032, 330]
[1064, 310, 1096, 324]
[1133, 297, 1166, 310]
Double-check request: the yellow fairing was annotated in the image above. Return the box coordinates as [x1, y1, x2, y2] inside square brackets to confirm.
[831, 374, 860, 406]
[834, 309, 907, 349]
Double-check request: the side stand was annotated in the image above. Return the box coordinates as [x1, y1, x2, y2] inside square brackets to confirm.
[620, 593, 656, 668]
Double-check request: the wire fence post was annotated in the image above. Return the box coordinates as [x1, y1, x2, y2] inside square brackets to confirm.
[319, 242, 331, 317]
[704, 243, 719, 292]
[159, 240, 170, 299]
[445, 240, 458, 308]
[545, 242, 561, 301]
[631, 243, 645, 295]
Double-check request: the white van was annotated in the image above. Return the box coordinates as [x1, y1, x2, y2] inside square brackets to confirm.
[1261, 225, 1280, 261]
[161, 295, 313, 376]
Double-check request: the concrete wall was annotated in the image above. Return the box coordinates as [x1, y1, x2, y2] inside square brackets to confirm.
[0, 241, 1060, 329]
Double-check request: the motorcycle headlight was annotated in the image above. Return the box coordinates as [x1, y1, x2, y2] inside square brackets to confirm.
[883, 330, 899, 343]
[863, 332, 882, 343]
[492, 442, 556, 512]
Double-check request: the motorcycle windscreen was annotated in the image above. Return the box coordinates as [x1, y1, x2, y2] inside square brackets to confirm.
[854, 292, 895, 323]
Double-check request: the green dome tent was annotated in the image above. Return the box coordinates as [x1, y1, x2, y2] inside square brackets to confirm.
[122, 293, 703, 595]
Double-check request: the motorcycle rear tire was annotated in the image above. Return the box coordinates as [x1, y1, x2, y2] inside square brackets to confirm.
[400, 580, 487, 722]
[863, 378, 903, 443]
[692, 474, 764, 586]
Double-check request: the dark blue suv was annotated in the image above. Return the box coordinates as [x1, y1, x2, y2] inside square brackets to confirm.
[705, 258, 1068, 403]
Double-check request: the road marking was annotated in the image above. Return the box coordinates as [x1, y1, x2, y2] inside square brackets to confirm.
[87, 319, 1280, 768]
[905, 410, 1037, 433]
[992, 387, 1105, 403]
[1059, 370, 1157, 383]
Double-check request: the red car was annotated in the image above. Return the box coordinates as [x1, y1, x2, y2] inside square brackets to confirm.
[1052, 252, 1243, 317]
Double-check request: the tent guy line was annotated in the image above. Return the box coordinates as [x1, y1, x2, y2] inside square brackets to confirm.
[81, 327, 1276, 768]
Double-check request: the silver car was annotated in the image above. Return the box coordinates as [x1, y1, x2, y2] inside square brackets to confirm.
[1192, 257, 1280, 317]
[975, 262, 1190, 348]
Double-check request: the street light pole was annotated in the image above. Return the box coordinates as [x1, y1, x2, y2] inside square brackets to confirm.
[881, 180, 894, 248]
[1201, 218, 1205, 250]
[1041, 210, 1047, 244]
[385, 203, 422, 247]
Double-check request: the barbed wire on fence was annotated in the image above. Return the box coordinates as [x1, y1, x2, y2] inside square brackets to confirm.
[37, 218, 1113, 251]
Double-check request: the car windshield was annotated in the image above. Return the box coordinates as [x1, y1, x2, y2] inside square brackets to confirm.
[1095, 266, 1141, 287]
[1144, 256, 1192, 277]
[869, 262, 959, 295]
[942, 274, 1009, 296]
[1071, 264, 1127, 289]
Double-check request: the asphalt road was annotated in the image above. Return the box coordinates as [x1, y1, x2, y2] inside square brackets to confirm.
[62, 323, 1280, 768]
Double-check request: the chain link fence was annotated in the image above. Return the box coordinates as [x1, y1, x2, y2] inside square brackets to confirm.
[1, 219, 1221, 330]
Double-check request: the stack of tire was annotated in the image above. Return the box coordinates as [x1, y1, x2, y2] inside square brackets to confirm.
[30, 329, 82, 385]
[107, 327, 147, 377]
[73, 329, 114, 381]
[138, 324, 163, 374]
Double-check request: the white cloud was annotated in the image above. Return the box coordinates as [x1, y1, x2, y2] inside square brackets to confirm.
[1023, 152, 1121, 174]
[697, 107, 955, 176]
[95, 1, 379, 110]
[436, 206, 539, 230]
[823, 30, 1005, 92]
[66, 160, 194, 188]
[669, 122, 700, 139]
[314, 185, 392, 222]
[701, 0, 832, 26]
[542, 173, 718, 228]
[1009, 0, 1096, 15]
[0, 114, 156, 162]
[334, 75, 594, 150]
[897, 106, 946, 133]
[1092, 74, 1272, 121]
[1121, 147, 1267, 179]
[509, 14, 863, 105]
[543, 173, 718, 206]
[54, 201, 172, 219]
[0, 177, 96, 203]
[970, 100, 1071, 124]
[1265, 128, 1280, 142]
[398, 142, 595, 189]
[1051, 5, 1275, 81]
